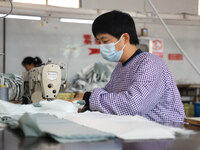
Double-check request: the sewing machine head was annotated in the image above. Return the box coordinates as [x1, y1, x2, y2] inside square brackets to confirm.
[22, 62, 61, 103]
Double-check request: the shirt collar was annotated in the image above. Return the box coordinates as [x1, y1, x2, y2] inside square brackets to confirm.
[122, 49, 143, 66]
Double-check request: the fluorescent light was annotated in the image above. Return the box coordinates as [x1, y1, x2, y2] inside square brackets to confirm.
[0, 14, 6, 17]
[7, 15, 41, 20]
[60, 18, 93, 24]
[0, 14, 41, 20]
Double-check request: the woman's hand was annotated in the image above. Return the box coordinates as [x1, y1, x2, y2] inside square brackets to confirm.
[68, 93, 87, 112]
[68, 93, 85, 102]
[74, 93, 85, 100]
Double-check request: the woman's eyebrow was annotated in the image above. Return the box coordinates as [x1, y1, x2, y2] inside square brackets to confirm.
[100, 37, 109, 40]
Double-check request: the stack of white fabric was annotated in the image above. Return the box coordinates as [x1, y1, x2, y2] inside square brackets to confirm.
[63, 111, 195, 140]
[0, 99, 81, 118]
[0, 100, 195, 141]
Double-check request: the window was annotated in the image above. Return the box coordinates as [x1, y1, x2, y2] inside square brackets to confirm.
[13, 0, 80, 8]
[48, 0, 79, 8]
[13, 0, 46, 5]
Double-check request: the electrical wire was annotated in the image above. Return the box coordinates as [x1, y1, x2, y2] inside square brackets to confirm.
[0, 0, 13, 19]
[146, 0, 200, 76]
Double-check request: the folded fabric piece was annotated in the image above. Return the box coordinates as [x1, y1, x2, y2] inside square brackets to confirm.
[0, 73, 22, 101]
[62, 111, 196, 140]
[67, 62, 114, 92]
[0, 116, 19, 128]
[0, 99, 85, 118]
[0, 100, 195, 141]
[3, 113, 115, 142]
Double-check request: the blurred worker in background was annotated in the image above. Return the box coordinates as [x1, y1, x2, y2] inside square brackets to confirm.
[22, 56, 43, 71]
[72, 10, 185, 123]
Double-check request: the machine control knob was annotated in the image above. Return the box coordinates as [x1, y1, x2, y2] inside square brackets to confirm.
[48, 84, 52, 88]
[53, 90, 56, 94]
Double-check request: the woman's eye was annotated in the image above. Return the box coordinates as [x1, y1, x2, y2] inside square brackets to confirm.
[103, 41, 109, 44]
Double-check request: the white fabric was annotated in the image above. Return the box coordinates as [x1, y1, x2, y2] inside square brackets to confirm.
[0, 99, 79, 118]
[63, 111, 195, 140]
[0, 100, 195, 141]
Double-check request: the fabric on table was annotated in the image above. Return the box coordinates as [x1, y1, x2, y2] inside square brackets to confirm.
[0, 99, 85, 118]
[0, 111, 195, 141]
[63, 111, 195, 140]
[1, 113, 115, 142]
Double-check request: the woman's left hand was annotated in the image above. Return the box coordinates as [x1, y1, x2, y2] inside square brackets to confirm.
[68, 93, 87, 112]
[68, 93, 85, 102]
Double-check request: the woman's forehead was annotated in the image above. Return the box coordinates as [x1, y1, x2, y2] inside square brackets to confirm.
[96, 33, 114, 40]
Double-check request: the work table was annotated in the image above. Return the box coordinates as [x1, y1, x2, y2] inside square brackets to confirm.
[1, 124, 200, 150]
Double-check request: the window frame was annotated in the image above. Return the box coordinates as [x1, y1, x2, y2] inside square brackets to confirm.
[12, 0, 81, 8]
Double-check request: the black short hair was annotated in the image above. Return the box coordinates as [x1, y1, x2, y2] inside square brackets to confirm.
[22, 56, 42, 67]
[92, 10, 139, 45]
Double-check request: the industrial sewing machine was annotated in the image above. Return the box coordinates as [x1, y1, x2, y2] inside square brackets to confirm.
[22, 61, 62, 103]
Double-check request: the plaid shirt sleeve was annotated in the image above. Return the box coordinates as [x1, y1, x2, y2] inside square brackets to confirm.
[90, 58, 161, 115]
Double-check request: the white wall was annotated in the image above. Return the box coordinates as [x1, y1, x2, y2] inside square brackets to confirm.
[5, 18, 108, 80]
[2, 18, 200, 84]
[0, 19, 3, 73]
[0, 0, 200, 83]
[137, 23, 200, 84]
[82, 0, 199, 15]
[82, 0, 145, 13]
[145, 0, 199, 14]
[81, 0, 200, 83]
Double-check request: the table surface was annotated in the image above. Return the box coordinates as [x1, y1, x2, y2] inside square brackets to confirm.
[1, 124, 200, 150]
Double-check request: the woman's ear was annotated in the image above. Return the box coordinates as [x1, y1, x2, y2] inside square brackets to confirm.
[123, 33, 130, 44]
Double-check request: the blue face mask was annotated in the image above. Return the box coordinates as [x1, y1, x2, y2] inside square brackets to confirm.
[99, 35, 126, 62]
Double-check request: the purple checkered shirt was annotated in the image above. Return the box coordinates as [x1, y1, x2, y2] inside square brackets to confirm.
[89, 52, 185, 123]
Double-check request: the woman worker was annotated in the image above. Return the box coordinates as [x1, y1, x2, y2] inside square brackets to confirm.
[73, 10, 185, 123]
[22, 56, 43, 71]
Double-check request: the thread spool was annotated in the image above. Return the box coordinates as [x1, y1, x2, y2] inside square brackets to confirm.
[0, 86, 9, 101]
